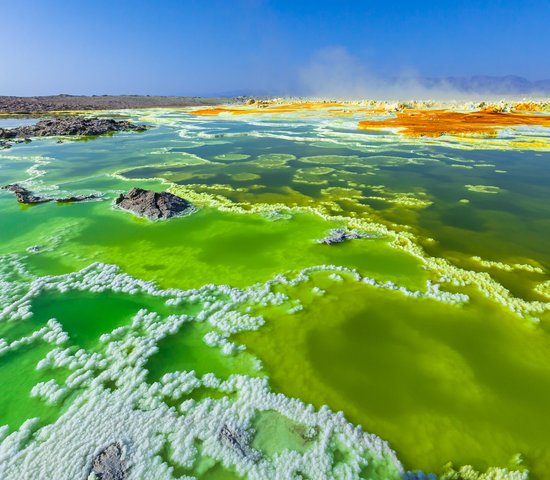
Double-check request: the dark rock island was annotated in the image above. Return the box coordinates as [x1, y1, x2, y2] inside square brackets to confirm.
[2, 183, 101, 205]
[218, 423, 261, 462]
[0, 117, 146, 145]
[114, 188, 195, 220]
[317, 228, 374, 245]
[88, 442, 127, 480]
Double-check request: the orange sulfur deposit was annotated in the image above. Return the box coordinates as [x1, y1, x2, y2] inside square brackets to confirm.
[190, 101, 348, 116]
[512, 102, 549, 112]
[357, 109, 550, 137]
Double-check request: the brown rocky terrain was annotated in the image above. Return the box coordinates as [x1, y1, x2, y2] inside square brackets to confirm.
[0, 95, 235, 114]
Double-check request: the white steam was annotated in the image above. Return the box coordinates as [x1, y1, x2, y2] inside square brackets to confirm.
[298, 47, 547, 101]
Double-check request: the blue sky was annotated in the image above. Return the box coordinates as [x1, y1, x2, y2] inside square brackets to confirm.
[1, 0, 548, 95]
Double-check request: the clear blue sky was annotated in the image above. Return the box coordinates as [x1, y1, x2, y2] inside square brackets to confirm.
[1, 0, 548, 96]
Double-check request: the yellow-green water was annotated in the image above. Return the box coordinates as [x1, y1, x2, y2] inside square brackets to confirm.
[0, 108, 549, 478]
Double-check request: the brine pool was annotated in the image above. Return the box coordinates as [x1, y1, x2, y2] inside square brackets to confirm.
[0, 108, 549, 479]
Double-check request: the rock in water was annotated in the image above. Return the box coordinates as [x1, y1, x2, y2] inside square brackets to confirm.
[218, 424, 261, 462]
[2, 183, 101, 204]
[56, 194, 102, 203]
[88, 442, 127, 480]
[0, 117, 147, 140]
[316, 228, 374, 245]
[114, 188, 194, 220]
[2, 184, 52, 204]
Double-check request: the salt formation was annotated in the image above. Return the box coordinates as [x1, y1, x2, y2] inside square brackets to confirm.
[534, 281, 550, 299]
[317, 228, 374, 245]
[0, 257, 494, 479]
[0, 260, 405, 479]
[471, 256, 545, 274]
[166, 181, 550, 320]
[2, 104, 546, 479]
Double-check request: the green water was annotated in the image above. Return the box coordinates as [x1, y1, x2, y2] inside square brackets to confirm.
[251, 410, 314, 457]
[239, 278, 550, 477]
[30, 291, 173, 349]
[0, 342, 71, 430]
[0, 108, 549, 478]
[146, 321, 258, 382]
[0, 193, 427, 291]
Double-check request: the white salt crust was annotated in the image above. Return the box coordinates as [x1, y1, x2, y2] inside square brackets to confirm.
[165, 182, 550, 321]
[0, 258, 524, 479]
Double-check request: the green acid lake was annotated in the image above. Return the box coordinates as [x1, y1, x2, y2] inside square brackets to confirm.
[0, 108, 549, 479]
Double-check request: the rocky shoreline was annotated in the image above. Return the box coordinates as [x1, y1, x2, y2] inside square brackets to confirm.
[0, 94, 233, 114]
[0, 117, 148, 148]
[0, 117, 147, 139]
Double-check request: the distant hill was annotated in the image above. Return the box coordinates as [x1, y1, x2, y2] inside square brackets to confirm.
[230, 75, 550, 99]
[418, 75, 550, 95]
[0, 95, 234, 114]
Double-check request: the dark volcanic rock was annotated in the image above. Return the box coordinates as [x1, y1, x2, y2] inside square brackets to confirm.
[317, 228, 374, 245]
[2, 184, 51, 204]
[89, 442, 127, 480]
[114, 188, 194, 220]
[56, 193, 102, 203]
[218, 424, 261, 462]
[3, 184, 28, 194]
[0, 117, 147, 141]
[2, 183, 101, 205]
[0, 95, 230, 114]
[0, 140, 11, 149]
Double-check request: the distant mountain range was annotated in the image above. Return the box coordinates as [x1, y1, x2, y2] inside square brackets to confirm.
[211, 75, 550, 98]
[417, 75, 550, 94]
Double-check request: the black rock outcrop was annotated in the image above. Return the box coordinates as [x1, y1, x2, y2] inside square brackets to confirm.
[317, 228, 374, 245]
[218, 424, 261, 462]
[2, 183, 100, 204]
[89, 442, 127, 480]
[0, 117, 146, 141]
[2, 184, 50, 204]
[114, 188, 194, 220]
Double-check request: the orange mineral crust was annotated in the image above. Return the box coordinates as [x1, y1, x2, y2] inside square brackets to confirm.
[190, 102, 348, 116]
[357, 109, 550, 137]
[512, 102, 549, 113]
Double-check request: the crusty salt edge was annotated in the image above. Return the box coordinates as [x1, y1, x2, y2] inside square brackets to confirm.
[0, 263, 404, 479]
[0, 259, 468, 478]
[165, 183, 550, 321]
[0, 255, 527, 479]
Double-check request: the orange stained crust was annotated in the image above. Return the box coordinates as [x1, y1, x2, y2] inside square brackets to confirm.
[357, 109, 550, 137]
[190, 101, 349, 116]
[512, 102, 548, 112]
